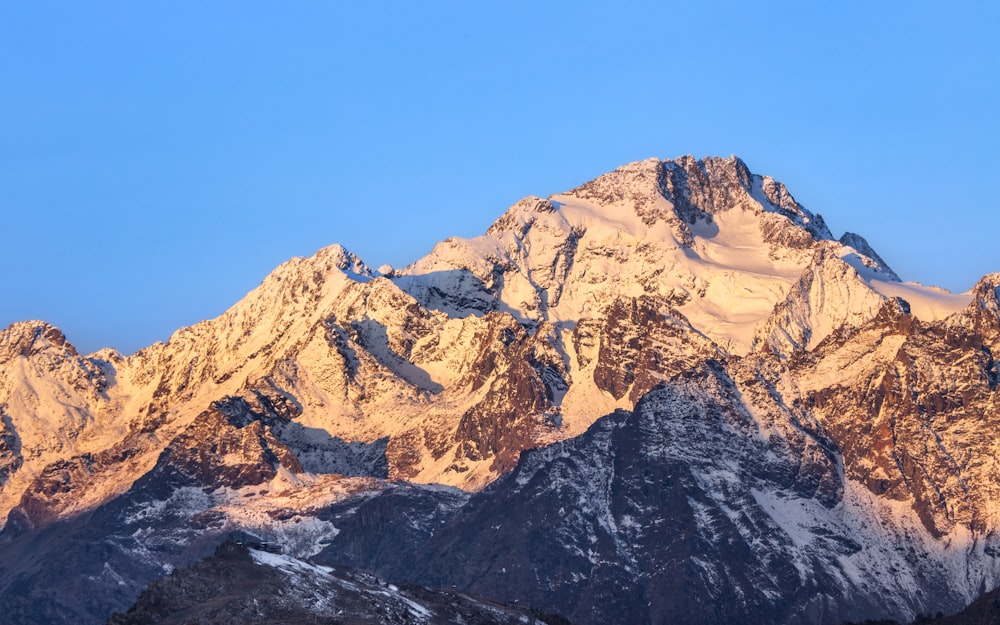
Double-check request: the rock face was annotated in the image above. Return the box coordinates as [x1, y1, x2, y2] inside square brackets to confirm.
[0, 155, 997, 625]
[396, 364, 848, 625]
[318, 351, 1000, 625]
[790, 280, 1000, 539]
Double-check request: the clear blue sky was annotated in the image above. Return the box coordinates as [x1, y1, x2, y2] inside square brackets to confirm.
[2, 2, 998, 355]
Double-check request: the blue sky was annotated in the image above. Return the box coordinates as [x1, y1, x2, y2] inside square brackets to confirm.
[2, 1, 998, 355]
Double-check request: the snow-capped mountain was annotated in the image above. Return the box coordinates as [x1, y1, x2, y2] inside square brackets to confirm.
[0, 155, 996, 625]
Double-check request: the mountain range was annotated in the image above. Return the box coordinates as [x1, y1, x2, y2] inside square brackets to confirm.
[0, 155, 998, 625]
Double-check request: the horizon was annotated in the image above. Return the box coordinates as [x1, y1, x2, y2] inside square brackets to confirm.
[3, 2, 998, 355]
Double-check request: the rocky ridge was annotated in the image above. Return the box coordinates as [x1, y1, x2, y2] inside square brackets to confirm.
[106, 540, 564, 625]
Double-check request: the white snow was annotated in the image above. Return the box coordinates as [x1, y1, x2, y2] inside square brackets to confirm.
[869, 280, 972, 321]
[250, 548, 334, 576]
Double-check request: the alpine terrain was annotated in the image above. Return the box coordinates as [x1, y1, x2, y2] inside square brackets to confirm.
[0, 155, 998, 625]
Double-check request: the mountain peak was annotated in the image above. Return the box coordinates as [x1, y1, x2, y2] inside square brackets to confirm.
[315, 243, 372, 277]
[838, 232, 900, 281]
[563, 155, 833, 245]
[0, 320, 76, 363]
[395, 155, 905, 355]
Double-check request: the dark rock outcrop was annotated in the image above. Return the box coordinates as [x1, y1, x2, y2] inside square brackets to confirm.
[107, 540, 564, 625]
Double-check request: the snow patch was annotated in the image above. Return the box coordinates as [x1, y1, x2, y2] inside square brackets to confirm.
[868, 280, 971, 321]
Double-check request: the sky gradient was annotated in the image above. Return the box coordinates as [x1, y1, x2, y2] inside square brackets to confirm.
[2, 1, 998, 355]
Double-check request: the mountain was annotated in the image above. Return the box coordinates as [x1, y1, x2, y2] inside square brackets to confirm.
[0, 155, 996, 625]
